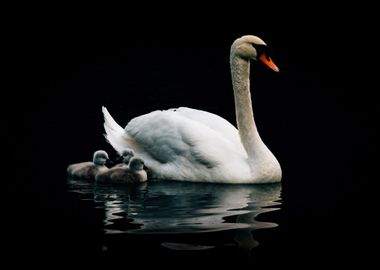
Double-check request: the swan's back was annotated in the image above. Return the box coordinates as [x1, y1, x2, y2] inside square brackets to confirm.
[127, 107, 246, 155]
[168, 107, 243, 148]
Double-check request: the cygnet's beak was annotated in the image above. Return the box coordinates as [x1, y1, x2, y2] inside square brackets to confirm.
[105, 159, 114, 167]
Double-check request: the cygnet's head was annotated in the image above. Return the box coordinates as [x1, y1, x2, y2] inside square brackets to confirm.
[129, 157, 145, 171]
[231, 35, 279, 72]
[121, 148, 135, 164]
[93, 150, 109, 165]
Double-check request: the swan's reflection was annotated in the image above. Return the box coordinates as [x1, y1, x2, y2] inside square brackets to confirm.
[68, 179, 281, 251]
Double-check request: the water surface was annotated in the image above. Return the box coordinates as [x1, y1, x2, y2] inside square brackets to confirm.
[68, 179, 281, 254]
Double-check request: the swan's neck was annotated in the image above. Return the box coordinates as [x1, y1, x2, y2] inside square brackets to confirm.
[230, 55, 264, 161]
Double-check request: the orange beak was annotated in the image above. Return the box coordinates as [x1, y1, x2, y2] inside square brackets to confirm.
[259, 53, 279, 72]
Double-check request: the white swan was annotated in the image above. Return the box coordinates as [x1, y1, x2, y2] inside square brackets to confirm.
[102, 35, 281, 183]
[67, 150, 109, 180]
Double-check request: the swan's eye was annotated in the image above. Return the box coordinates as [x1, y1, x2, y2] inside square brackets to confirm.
[253, 44, 271, 60]
[253, 44, 265, 56]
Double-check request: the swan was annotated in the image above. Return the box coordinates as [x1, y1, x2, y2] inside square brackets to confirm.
[102, 35, 281, 183]
[67, 150, 109, 180]
[96, 157, 148, 184]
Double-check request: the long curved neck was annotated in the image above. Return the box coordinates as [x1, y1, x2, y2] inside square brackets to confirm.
[230, 54, 264, 160]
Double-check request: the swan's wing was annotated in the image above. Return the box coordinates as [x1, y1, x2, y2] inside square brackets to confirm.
[126, 110, 198, 164]
[125, 110, 246, 176]
[168, 107, 244, 150]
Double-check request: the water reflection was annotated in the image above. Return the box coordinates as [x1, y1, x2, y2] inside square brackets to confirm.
[68, 179, 281, 251]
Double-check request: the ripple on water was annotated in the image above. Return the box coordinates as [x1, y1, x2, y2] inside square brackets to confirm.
[68, 179, 281, 250]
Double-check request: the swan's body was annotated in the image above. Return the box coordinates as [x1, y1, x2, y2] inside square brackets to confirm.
[103, 35, 281, 184]
[67, 150, 109, 180]
[96, 157, 148, 184]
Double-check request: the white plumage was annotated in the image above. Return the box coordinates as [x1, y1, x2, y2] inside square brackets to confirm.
[102, 35, 282, 183]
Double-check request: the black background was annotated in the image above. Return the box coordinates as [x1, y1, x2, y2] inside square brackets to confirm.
[5, 5, 377, 267]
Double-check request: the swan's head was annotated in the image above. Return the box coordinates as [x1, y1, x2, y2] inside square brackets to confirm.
[129, 157, 145, 171]
[231, 35, 279, 72]
[93, 150, 109, 165]
[121, 148, 135, 164]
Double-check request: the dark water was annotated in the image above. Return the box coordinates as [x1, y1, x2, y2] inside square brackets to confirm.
[66, 179, 281, 265]
[6, 170, 374, 268]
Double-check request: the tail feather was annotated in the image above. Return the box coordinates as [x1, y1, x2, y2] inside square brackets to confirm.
[102, 106, 129, 154]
